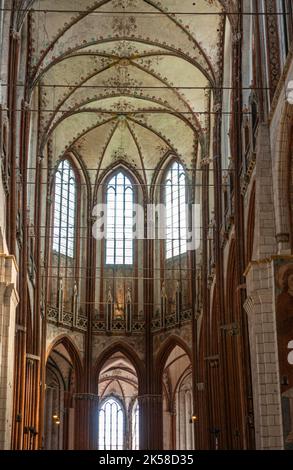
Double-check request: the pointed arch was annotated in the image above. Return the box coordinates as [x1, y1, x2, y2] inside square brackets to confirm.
[94, 341, 145, 394]
[94, 161, 147, 203]
[154, 335, 192, 390]
[102, 169, 134, 265]
[52, 158, 77, 258]
[163, 159, 188, 259]
[94, 163, 146, 268]
[98, 395, 126, 450]
[46, 334, 84, 391]
[150, 152, 188, 201]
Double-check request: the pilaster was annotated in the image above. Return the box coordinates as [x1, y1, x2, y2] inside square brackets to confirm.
[244, 259, 283, 449]
[0, 251, 19, 449]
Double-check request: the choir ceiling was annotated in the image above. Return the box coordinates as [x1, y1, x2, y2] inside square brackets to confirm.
[27, 0, 234, 188]
[98, 353, 138, 398]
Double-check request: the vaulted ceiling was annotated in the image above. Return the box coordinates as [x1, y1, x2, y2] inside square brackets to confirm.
[163, 345, 191, 403]
[26, 0, 236, 190]
[98, 352, 138, 399]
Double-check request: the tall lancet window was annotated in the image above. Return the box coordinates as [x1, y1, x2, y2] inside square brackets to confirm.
[53, 160, 76, 258]
[132, 399, 139, 450]
[106, 171, 133, 265]
[165, 161, 187, 259]
[99, 397, 124, 450]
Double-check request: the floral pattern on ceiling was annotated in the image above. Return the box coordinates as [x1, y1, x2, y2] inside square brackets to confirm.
[26, 0, 236, 192]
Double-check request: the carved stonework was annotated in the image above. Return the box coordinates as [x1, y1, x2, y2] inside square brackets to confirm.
[112, 0, 138, 9]
[220, 322, 240, 336]
[243, 297, 254, 316]
[276, 233, 290, 244]
[74, 393, 99, 402]
[265, 1, 281, 99]
[205, 355, 219, 369]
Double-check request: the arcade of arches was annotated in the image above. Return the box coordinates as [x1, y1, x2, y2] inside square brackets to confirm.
[0, 0, 293, 451]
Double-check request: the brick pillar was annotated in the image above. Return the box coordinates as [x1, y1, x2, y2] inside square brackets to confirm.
[0, 244, 19, 449]
[74, 393, 99, 450]
[138, 394, 163, 450]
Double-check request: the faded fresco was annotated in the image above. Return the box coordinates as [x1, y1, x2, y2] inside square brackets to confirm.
[275, 258, 293, 449]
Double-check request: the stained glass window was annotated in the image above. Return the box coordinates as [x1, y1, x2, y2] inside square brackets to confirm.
[165, 162, 187, 259]
[132, 400, 139, 450]
[106, 172, 133, 265]
[99, 397, 124, 450]
[53, 160, 76, 258]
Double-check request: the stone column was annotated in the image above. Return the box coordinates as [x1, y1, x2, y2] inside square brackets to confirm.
[243, 122, 284, 449]
[244, 260, 283, 449]
[0, 250, 19, 449]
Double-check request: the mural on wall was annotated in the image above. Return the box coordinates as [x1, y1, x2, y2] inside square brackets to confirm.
[274, 258, 293, 449]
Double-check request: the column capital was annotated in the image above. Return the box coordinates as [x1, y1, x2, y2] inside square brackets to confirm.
[137, 394, 163, 403]
[74, 393, 99, 403]
[10, 29, 21, 41]
[0, 282, 19, 307]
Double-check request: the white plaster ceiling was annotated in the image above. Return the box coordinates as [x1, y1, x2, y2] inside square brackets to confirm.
[98, 352, 138, 398]
[27, 0, 235, 190]
[163, 345, 191, 403]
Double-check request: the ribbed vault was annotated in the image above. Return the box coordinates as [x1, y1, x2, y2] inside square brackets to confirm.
[25, 0, 234, 191]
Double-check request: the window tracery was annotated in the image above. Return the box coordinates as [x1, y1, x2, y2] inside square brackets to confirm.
[106, 171, 133, 265]
[98, 397, 124, 450]
[53, 159, 76, 258]
[165, 161, 187, 259]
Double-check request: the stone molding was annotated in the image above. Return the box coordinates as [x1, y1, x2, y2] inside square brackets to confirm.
[74, 393, 99, 402]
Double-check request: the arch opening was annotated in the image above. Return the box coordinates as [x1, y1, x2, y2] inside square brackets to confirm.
[97, 351, 140, 450]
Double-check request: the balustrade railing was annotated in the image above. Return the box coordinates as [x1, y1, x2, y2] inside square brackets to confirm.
[47, 304, 193, 334]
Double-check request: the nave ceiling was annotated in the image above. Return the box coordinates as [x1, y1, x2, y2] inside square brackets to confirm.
[23, 0, 236, 190]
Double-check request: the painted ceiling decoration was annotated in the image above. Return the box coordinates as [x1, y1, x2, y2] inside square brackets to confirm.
[23, 0, 237, 192]
[98, 353, 138, 398]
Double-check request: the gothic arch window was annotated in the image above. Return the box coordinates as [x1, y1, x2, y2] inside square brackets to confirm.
[131, 399, 139, 450]
[98, 397, 124, 450]
[165, 161, 187, 259]
[106, 171, 133, 265]
[53, 159, 76, 258]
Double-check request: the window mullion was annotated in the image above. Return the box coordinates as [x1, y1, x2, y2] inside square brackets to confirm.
[165, 162, 186, 260]
[99, 398, 124, 450]
[57, 164, 63, 292]
[106, 172, 133, 266]
[64, 171, 71, 283]
[104, 409, 106, 450]
[171, 167, 174, 258]
[123, 175, 126, 264]
[115, 406, 119, 450]
[114, 176, 117, 264]
[58, 164, 63, 257]
[178, 168, 181, 256]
